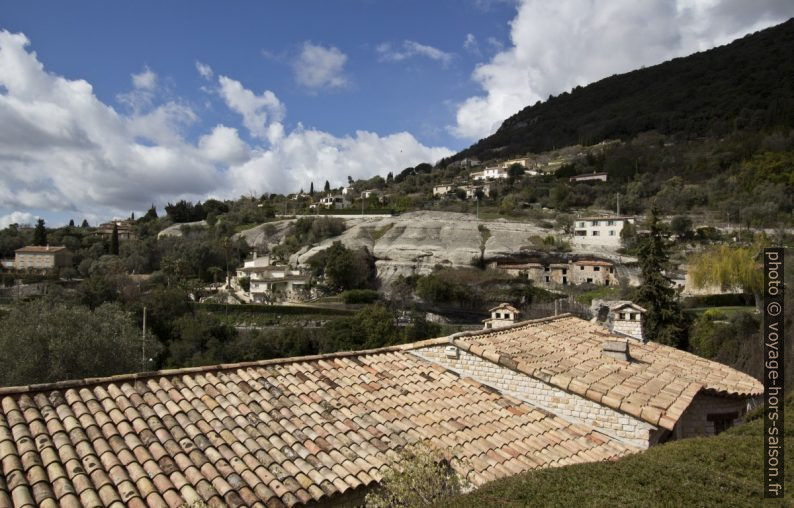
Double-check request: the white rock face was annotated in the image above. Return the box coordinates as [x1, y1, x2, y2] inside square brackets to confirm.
[236, 211, 629, 286]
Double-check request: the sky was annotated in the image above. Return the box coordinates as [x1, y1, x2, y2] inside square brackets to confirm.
[1, 0, 793, 227]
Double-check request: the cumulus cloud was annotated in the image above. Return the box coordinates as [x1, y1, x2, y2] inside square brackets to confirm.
[293, 42, 349, 90]
[0, 30, 451, 221]
[451, 0, 794, 140]
[463, 33, 480, 55]
[217, 75, 285, 143]
[195, 61, 213, 80]
[131, 66, 157, 90]
[377, 40, 455, 66]
[198, 125, 249, 165]
[0, 211, 36, 228]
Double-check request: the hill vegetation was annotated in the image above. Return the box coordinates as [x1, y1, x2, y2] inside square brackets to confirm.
[446, 18, 794, 162]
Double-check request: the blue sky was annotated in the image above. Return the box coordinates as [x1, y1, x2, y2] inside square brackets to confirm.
[1, 0, 792, 227]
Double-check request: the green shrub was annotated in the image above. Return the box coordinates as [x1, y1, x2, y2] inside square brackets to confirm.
[341, 289, 380, 304]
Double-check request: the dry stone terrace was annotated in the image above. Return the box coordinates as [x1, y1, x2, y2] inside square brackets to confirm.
[0, 346, 634, 508]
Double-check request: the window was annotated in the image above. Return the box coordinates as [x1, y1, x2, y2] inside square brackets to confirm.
[544, 276, 550, 282]
[707, 412, 739, 435]
[562, 269, 567, 274]
[580, 266, 585, 270]
[609, 230, 615, 236]
[578, 222, 585, 228]
[544, 266, 550, 272]
[607, 220, 615, 226]
[592, 220, 599, 226]
[592, 231, 600, 236]
[562, 276, 568, 285]
[609, 268, 614, 273]
[593, 266, 600, 272]
[586, 278, 593, 283]
[619, 313, 626, 320]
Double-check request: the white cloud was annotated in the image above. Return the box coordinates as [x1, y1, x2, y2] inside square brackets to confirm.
[198, 125, 249, 165]
[0, 211, 36, 228]
[377, 40, 455, 66]
[451, 0, 794, 140]
[217, 75, 285, 143]
[464, 33, 480, 55]
[0, 30, 451, 221]
[195, 61, 213, 80]
[131, 66, 157, 90]
[293, 42, 349, 90]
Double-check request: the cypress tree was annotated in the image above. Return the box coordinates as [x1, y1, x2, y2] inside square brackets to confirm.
[81, 219, 89, 228]
[310, 182, 314, 196]
[110, 224, 120, 255]
[324, 180, 331, 193]
[635, 207, 687, 347]
[33, 219, 47, 246]
[68, 219, 75, 227]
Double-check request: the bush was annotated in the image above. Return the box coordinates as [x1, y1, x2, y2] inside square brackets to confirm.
[365, 444, 466, 507]
[341, 289, 380, 304]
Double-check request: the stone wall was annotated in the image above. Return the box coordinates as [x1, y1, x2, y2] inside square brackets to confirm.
[411, 344, 655, 449]
[674, 392, 749, 438]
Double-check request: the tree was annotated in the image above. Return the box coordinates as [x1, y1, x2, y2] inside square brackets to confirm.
[670, 215, 693, 239]
[68, 219, 75, 227]
[635, 207, 687, 347]
[81, 219, 89, 228]
[689, 242, 764, 309]
[310, 182, 315, 196]
[142, 205, 158, 221]
[110, 224, 120, 255]
[0, 301, 161, 386]
[33, 218, 47, 246]
[324, 180, 331, 193]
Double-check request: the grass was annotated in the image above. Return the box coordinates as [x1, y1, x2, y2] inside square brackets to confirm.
[444, 395, 793, 507]
[575, 286, 621, 305]
[685, 306, 757, 318]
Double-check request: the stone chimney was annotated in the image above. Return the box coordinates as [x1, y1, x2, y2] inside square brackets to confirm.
[591, 300, 646, 342]
[483, 303, 521, 330]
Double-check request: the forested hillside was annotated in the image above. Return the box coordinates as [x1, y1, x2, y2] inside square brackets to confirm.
[447, 18, 794, 163]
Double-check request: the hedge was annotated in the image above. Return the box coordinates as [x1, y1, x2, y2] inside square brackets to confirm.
[192, 302, 354, 316]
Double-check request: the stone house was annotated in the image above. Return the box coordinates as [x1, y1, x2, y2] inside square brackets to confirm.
[94, 220, 135, 241]
[432, 183, 455, 196]
[494, 258, 619, 287]
[411, 314, 762, 449]
[13, 245, 72, 272]
[318, 195, 350, 209]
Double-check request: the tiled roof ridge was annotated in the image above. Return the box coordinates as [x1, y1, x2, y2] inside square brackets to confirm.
[0, 340, 450, 396]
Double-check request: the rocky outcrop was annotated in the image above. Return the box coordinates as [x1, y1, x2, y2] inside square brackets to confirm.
[236, 212, 630, 287]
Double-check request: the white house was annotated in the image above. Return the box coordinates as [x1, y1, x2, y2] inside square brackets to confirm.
[500, 157, 529, 169]
[572, 216, 634, 246]
[319, 195, 350, 209]
[360, 189, 383, 199]
[341, 186, 355, 196]
[483, 303, 521, 329]
[570, 172, 608, 183]
[461, 183, 490, 199]
[471, 167, 509, 181]
[432, 183, 456, 196]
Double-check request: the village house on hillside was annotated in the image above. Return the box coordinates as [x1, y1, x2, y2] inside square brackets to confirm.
[471, 166, 509, 181]
[493, 257, 620, 287]
[569, 171, 608, 183]
[13, 245, 72, 272]
[93, 220, 135, 241]
[236, 254, 309, 303]
[0, 310, 761, 506]
[572, 215, 635, 247]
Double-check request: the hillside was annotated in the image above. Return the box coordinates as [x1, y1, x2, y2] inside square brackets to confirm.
[447, 18, 794, 163]
[445, 395, 793, 507]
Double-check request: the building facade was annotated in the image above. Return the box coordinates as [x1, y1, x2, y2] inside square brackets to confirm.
[572, 216, 635, 246]
[13, 246, 72, 272]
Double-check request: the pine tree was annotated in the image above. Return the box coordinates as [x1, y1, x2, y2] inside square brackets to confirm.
[635, 207, 687, 347]
[110, 224, 120, 255]
[33, 219, 47, 246]
[143, 205, 158, 221]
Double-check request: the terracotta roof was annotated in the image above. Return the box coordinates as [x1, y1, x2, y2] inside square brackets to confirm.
[14, 246, 68, 254]
[0, 347, 633, 507]
[488, 303, 520, 313]
[450, 315, 763, 431]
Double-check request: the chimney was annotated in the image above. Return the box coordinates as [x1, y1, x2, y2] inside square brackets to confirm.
[602, 340, 630, 361]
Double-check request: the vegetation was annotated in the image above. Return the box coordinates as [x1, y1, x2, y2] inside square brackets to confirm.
[689, 242, 765, 309]
[0, 300, 160, 386]
[447, 19, 794, 160]
[446, 393, 794, 507]
[365, 444, 466, 507]
[635, 208, 688, 347]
